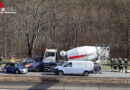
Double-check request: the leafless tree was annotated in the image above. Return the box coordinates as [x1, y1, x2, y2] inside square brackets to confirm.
[13, 0, 50, 57]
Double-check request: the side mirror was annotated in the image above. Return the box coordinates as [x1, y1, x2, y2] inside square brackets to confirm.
[63, 65, 66, 67]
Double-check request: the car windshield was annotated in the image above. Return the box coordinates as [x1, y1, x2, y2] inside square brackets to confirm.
[26, 58, 34, 63]
[16, 64, 24, 68]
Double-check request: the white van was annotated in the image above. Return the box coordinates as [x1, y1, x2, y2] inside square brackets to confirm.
[54, 61, 94, 76]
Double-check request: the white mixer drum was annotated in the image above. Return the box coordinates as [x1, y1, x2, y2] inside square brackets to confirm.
[66, 46, 101, 61]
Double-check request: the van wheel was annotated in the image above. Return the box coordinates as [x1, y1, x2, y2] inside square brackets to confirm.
[83, 71, 89, 76]
[98, 68, 102, 74]
[59, 71, 64, 76]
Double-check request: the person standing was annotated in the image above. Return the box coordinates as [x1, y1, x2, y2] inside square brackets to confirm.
[124, 58, 128, 73]
[10, 57, 16, 63]
[113, 58, 118, 71]
[111, 58, 114, 71]
[0, 56, 3, 65]
[118, 58, 124, 72]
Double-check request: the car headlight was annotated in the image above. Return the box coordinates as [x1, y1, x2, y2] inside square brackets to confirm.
[19, 69, 22, 71]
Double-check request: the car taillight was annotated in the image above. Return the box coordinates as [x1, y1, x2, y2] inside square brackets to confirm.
[93, 66, 94, 70]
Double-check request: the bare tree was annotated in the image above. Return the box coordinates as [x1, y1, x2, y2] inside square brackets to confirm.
[13, 0, 49, 57]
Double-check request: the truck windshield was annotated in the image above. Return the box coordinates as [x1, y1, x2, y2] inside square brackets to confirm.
[45, 52, 55, 57]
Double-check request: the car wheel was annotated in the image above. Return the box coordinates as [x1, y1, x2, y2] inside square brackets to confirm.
[83, 71, 89, 76]
[4, 69, 7, 72]
[59, 71, 64, 76]
[15, 70, 19, 74]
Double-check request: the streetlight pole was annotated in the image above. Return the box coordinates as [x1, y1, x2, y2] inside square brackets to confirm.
[4, 38, 7, 57]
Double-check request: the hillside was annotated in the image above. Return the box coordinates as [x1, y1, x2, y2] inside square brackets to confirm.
[0, 0, 129, 58]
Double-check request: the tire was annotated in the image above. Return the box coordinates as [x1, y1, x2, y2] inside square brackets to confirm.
[94, 66, 102, 74]
[49, 66, 55, 72]
[59, 71, 64, 76]
[15, 70, 19, 74]
[55, 73, 59, 75]
[34, 67, 40, 72]
[83, 71, 89, 76]
[4, 69, 7, 73]
[98, 68, 102, 74]
[38, 68, 43, 72]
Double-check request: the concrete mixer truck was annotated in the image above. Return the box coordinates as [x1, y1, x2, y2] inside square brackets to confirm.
[60, 46, 110, 64]
[41, 46, 110, 73]
[54, 46, 110, 75]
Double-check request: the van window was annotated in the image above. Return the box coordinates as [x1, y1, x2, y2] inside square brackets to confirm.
[64, 62, 72, 67]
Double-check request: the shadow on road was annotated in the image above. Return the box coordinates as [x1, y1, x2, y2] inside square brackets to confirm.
[28, 77, 61, 90]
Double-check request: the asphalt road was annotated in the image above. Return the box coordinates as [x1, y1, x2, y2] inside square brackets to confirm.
[0, 81, 130, 90]
[0, 70, 130, 89]
[0, 70, 130, 78]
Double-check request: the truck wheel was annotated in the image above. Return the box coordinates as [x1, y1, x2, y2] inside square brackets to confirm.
[35, 67, 40, 72]
[49, 67, 53, 72]
[55, 73, 59, 75]
[59, 71, 64, 76]
[83, 71, 89, 76]
[49, 66, 55, 72]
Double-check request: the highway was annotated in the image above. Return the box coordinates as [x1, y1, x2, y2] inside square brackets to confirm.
[0, 80, 130, 90]
[0, 70, 130, 78]
[0, 70, 130, 89]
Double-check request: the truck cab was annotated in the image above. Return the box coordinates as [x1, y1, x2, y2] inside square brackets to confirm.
[43, 49, 58, 71]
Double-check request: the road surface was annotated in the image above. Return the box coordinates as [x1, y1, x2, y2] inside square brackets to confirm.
[0, 70, 130, 89]
[0, 70, 130, 78]
[0, 81, 130, 90]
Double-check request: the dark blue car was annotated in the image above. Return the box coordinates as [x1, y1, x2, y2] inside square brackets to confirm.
[3, 63, 28, 74]
[22, 57, 43, 71]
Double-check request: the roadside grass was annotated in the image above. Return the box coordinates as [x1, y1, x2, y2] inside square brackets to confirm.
[103, 65, 130, 70]
[1, 59, 21, 63]
[103, 60, 130, 69]
[102, 65, 111, 69]
[1, 64, 6, 69]
[0, 59, 22, 69]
